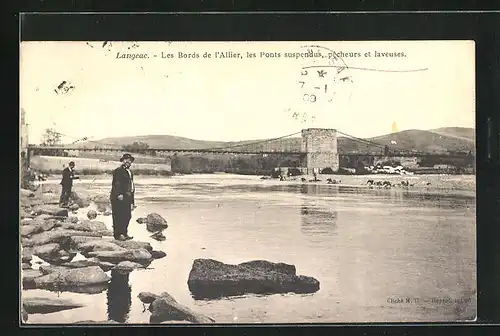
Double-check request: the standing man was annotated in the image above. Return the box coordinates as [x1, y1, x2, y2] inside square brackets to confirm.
[111, 153, 135, 241]
[60, 161, 79, 207]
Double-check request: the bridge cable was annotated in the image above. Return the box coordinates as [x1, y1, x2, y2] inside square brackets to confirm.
[195, 131, 302, 151]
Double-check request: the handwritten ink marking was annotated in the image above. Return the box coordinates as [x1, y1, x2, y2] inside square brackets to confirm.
[317, 70, 327, 77]
[54, 81, 75, 95]
[297, 44, 354, 113]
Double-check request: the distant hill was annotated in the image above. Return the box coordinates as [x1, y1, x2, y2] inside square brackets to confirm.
[428, 127, 475, 141]
[76, 127, 475, 155]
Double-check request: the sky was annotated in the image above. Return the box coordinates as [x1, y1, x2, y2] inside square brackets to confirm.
[20, 41, 475, 144]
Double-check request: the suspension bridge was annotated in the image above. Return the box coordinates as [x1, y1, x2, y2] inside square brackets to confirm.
[23, 128, 474, 174]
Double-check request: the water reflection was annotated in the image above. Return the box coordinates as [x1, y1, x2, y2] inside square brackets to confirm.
[107, 269, 132, 323]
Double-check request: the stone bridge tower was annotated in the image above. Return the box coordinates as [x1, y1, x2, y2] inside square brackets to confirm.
[301, 128, 339, 174]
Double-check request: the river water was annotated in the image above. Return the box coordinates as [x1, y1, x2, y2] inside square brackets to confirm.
[23, 174, 476, 324]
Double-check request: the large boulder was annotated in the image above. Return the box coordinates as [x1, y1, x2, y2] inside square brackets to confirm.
[22, 263, 32, 270]
[33, 266, 111, 290]
[23, 297, 84, 314]
[144, 291, 215, 324]
[145, 213, 168, 232]
[32, 205, 68, 217]
[88, 248, 153, 265]
[187, 259, 320, 299]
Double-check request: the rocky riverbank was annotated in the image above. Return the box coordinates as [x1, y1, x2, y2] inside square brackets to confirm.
[20, 187, 169, 324]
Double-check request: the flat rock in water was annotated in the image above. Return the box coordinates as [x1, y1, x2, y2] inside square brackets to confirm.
[70, 236, 103, 246]
[77, 240, 127, 254]
[20, 219, 60, 238]
[32, 205, 68, 217]
[22, 248, 33, 263]
[22, 269, 43, 288]
[21, 189, 35, 198]
[68, 216, 79, 223]
[111, 239, 153, 251]
[21, 304, 28, 322]
[33, 243, 60, 259]
[62, 220, 110, 235]
[33, 266, 110, 289]
[86, 257, 116, 271]
[38, 193, 61, 205]
[147, 291, 215, 324]
[20, 209, 33, 219]
[187, 259, 320, 299]
[151, 250, 167, 259]
[146, 213, 168, 232]
[23, 228, 104, 247]
[38, 264, 71, 275]
[113, 261, 144, 273]
[23, 297, 84, 314]
[88, 248, 153, 265]
[61, 259, 100, 268]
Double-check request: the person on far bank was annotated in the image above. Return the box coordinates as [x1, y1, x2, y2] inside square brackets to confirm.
[111, 153, 136, 241]
[59, 161, 79, 208]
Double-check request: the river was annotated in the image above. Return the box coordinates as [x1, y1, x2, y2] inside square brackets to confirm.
[23, 174, 477, 323]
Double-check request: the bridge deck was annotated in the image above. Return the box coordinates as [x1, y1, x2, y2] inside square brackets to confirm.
[27, 146, 473, 159]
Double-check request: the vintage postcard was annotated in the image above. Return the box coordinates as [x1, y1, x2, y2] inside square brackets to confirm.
[20, 41, 476, 324]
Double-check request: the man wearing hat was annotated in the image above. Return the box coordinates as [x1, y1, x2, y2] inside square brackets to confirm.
[110, 153, 135, 241]
[59, 161, 79, 208]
